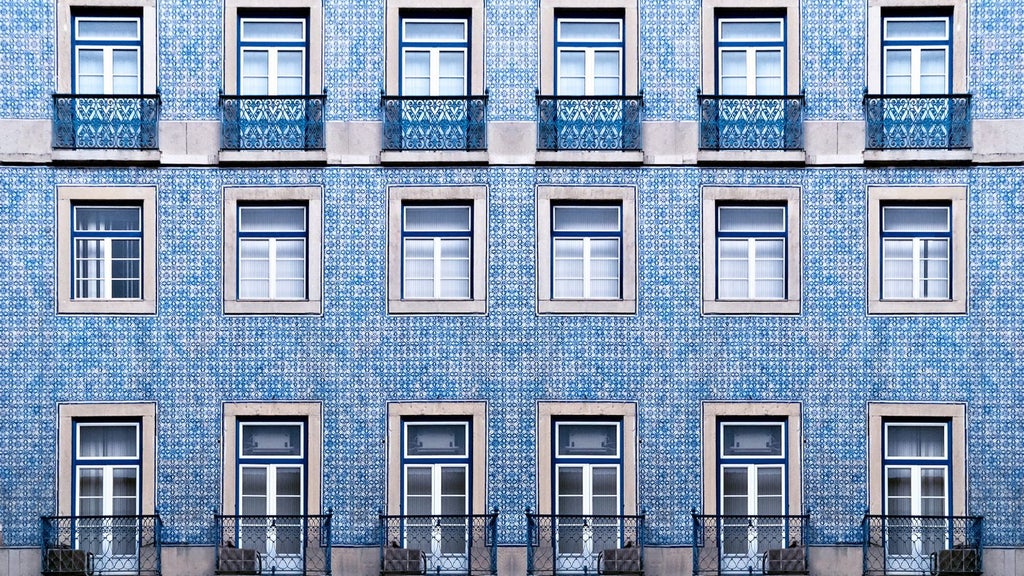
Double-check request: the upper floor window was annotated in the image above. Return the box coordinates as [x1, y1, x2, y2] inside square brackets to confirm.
[716, 14, 784, 95]
[402, 204, 472, 300]
[400, 16, 469, 96]
[552, 204, 622, 300]
[883, 12, 952, 94]
[73, 12, 141, 94]
[555, 15, 624, 96]
[880, 204, 951, 301]
[237, 205, 308, 301]
[716, 204, 786, 300]
[72, 205, 143, 300]
[238, 15, 307, 95]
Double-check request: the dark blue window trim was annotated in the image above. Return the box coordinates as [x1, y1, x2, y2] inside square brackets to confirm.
[714, 9, 787, 95]
[881, 9, 954, 95]
[235, 203, 309, 300]
[879, 202, 953, 300]
[399, 202, 473, 301]
[714, 202, 788, 301]
[236, 10, 310, 95]
[234, 418, 309, 516]
[715, 418, 789, 516]
[550, 417, 624, 517]
[70, 203, 143, 301]
[398, 417, 473, 516]
[71, 418, 143, 517]
[881, 419, 954, 520]
[549, 202, 623, 300]
[553, 10, 626, 96]
[71, 8, 143, 95]
[398, 10, 471, 96]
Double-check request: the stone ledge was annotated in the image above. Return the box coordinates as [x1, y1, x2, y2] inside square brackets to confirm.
[697, 149, 806, 165]
[535, 150, 644, 165]
[218, 149, 328, 164]
[380, 150, 488, 165]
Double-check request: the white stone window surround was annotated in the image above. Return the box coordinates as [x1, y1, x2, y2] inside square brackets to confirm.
[57, 402, 157, 517]
[866, 185, 967, 315]
[222, 186, 323, 315]
[387, 185, 488, 315]
[56, 185, 158, 315]
[536, 185, 637, 315]
[701, 186, 801, 315]
[221, 402, 323, 515]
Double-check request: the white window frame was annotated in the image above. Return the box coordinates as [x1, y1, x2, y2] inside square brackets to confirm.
[237, 205, 308, 301]
[539, 0, 638, 96]
[238, 17, 308, 96]
[57, 0, 157, 95]
[715, 17, 785, 96]
[551, 205, 622, 300]
[73, 16, 142, 95]
[866, 0, 967, 95]
[701, 186, 801, 315]
[867, 186, 967, 315]
[555, 17, 624, 96]
[700, 0, 800, 96]
[223, 186, 323, 315]
[71, 205, 144, 301]
[882, 16, 950, 95]
[401, 205, 473, 300]
[400, 18, 469, 96]
[388, 186, 488, 315]
[386, 0, 485, 97]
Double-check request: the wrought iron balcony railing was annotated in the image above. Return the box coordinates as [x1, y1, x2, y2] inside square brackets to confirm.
[379, 510, 498, 576]
[691, 512, 809, 576]
[536, 92, 644, 151]
[526, 511, 645, 575]
[862, 514, 983, 576]
[219, 94, 326, 151]
[52, 94, 160, 150]
[863, 94, 972, 150]
[41, 514, 162, 576]
[698, 93, 805, 151]
[381, 92, 488, 151]
[214, 513, 332, 575]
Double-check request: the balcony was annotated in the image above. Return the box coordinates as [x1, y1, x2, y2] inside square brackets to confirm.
[381, 93, 488, 152]
[214, 513, 332, 575]
[379, 511, 498, 576]
[864, 94, 972, 150]
[862, 514, 983, 576]
[52, 94, 160, 150]
[536, 93, 644, 152]
[41, 514, 162, 576]
[219, 94, 326, 151]
[691, 512, 809, 576]
[526, 511, 645, 575]
[698, 94, 805, 151]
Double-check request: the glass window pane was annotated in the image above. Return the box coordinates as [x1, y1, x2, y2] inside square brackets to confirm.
[79, 425, 138, 458]
[720, 19, 783, 41]
[79, 469, 103, 497]
[404, 205, 471, 232]
[592, 467, 618, 496]
[719, 206, 785, 232]
[887, 425, 946, 458]
[75, 207, 141, 232]
[722, 467, 748, 497]
[439, 51, 466, 78]
[242, 50, 269, 77]
[883, 206, 949, 232]
[277, 50, 304, 77]
[275, 239, 306, 260]
[557, 467, 584, 496]
[885, 18, 947, 40]
[241, 20, 305, 42]
[403, 20, 467, 42]
[239, 206, 306, 232]
[441, 467, 466, 497]
[241, 424, 302, 456]
[553, 206, 620, 232]
[406, 423, 468, 456]
[558, 20, 621, 42]
[77, 18, 139, 40]
[755, 238, 785, 259]
[241, 467, 268, 497]
[557, 423, 618, 456]
[594, 51, 621, 79]
[722, 424, 783, 456]
[276, 467, 302, 496]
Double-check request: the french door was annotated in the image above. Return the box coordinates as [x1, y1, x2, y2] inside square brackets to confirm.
[720, 464, 785, 571]
[555, 463, 621, 571]
[239, 464, 304, 572]
[405, 464, 469, 572]
[76, 465, 140, 573]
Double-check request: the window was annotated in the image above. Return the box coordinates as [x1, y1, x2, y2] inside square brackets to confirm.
[716, 14, 784, 96]
[556, 16, 623, 96]
[57, 186, 157, 315]
[388, 186, 487, 315]
[700, 0, 800, 96]
[73, 12, 141, 94]
[387, 1, 484, 96]
[537, 186, 636, 314]
[238, 15, 307, 96]
[57, 0, 157, 95]
[223, 1, 323, 97]
[867, 0, 966, 95]
[223, 186, 322, 315]
[867, 186, 966, 315]
[701, 187, 800, 315]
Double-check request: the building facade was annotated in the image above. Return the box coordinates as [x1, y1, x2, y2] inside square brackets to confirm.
[0, 0, 1023, 575]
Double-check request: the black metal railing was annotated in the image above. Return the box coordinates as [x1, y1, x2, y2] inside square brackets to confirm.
[379, 510, 498, 575]
[692, 513, 809, 576]
[536, 92, 643, 151]
[526, 511, 644, 575]
[863, 94, 972, 150]
[698, 93, 805, 151]
[219, 94, 326, 151]
[381, 92, 488, 151]
[214, 513, 332, 575]
[862, 514, 983, 576]
[52, 94, 160, 150]
[41, 514, 162, 576]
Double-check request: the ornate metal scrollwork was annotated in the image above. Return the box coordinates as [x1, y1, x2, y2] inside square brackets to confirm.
[52, 94, 161, 150]
[381, 94, 488, 151]
[698, 94, 804, 150]
[536, 95, 644, 151]
[864, 94, 972, 149]
[220, 95, 326, 150]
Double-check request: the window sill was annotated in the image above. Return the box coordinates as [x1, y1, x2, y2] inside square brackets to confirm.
[537, 298, 636, 315]
[380, 150, 489, 165]
[223, 299, 322, 316]
[702, 299, 801, 316]
[697, 149, 805, 165]
[863, 149, 973, 164]
[535, 150, 644, 165]
[58, 298, 157, 315]
[868, 299, 966, 315]
[218, 149, 327, 165]
[388, 299, 487, 315]
[52, 149, 160, 164]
